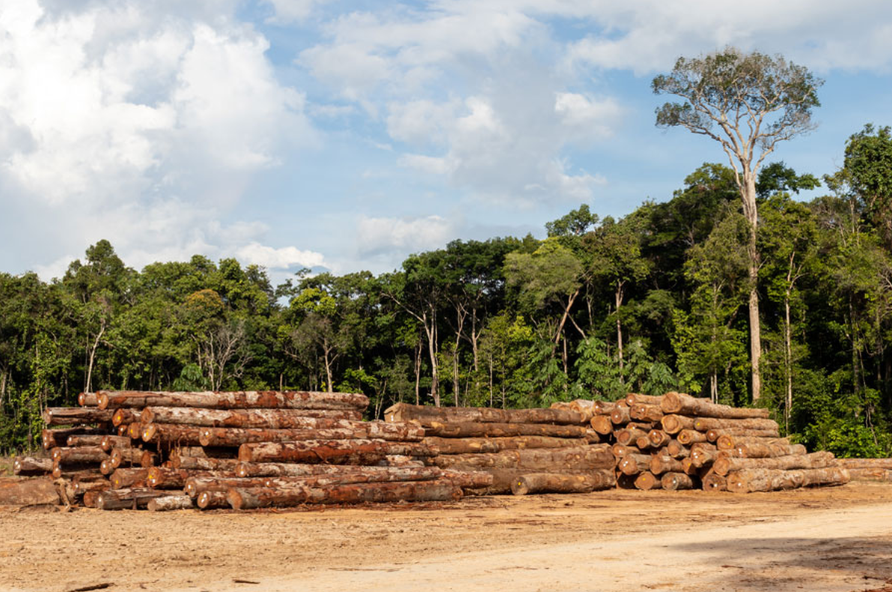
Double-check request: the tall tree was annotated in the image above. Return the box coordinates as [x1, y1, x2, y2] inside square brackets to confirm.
[653, 47, 823, 401]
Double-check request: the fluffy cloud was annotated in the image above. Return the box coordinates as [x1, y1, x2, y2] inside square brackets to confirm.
[237, 243, 326, 270]
[356, 215, 457, 255]
[0, 0, 318, 279]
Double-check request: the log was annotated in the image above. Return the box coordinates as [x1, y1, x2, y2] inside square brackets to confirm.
[403, 420, 589, 439]
[631, 404, 663, 423]
[384, 402, 588, 425]
[661, 392, 771, 419]
[238, 440, 436, 464]
[78, 392, 99, 407]
[139, 451, 158, 468]
[262, 466, 445, 490]
[184, 477, 271, 498]
[634, 471, 659, 490]
[52, 466, 100, 480]
[680, 457, 698, 475]
[117, 424, 129, 437]
[147, 495, 194, 511]
[677, 429, 709, 445]
[713, 451, 837, 477]
[100, 435, 131, 452]
[650, 455, 685, 475]
[0, 478, 59, 505]
[726, 466, 850, 493]
[635, 435, 658, 450]
[593, 400, 619, 415]
[716, 435, 789, 451]
[112, 409, 140, 427]
[73, 480, 110, 496]
[661, 414, 696, 434]
[127, 423, 143, 440]
[110, 468, 149, 489]
[648, 430, 670, 448]
[432, 445, 614, 472]
[98, 390, 369, 411]
[51, 446, 108, 465]
[96, 488, 169, 510]
[625, 393, 664, 407]
[141, 424, 204, 446]
[228, 479, 463, 510]
[66, 434, 105, 447]
[610, 406, 631, 425]
[661, 472, 695, 491]
[611, 443, 637, 462]
[837, 458, 892, 470]
[141, 407, 362, 428]
[690, 444, 718, 469]
[170, 456, 241, 472]
[197, 490, 230, 509]
[198, 422, 425, 447]
[441, 470, 495, 490]
[422, 436, 587, 455]
[82, 490, 103, 508]
[147, 468, 233, 489]
[42, 428, 106, 449]
[13, 456, 53, 476]
[589, 415, 614, 435]
[616, 427, 650, 446]
[706, 427, 780, 442]
[701, 470, 728, 492]
[618, 453, 651, 476]
[692, 417, 780, 432]
[846, 468, 892, 482]
[734, 442, 807, 459]
[110, 447, 143, 469]
[666, 440, 689, 458]
[100, 459, 114, 475]
[41, 407, 114, 426]
[510, 471, 615, 495]
[235, 463, 438, 480]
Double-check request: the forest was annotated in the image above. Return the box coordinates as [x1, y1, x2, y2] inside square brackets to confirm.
[1, 121, 891, 457]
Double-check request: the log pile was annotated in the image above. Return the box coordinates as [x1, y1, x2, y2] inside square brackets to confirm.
[838, 458, 892, 482]
[384, 401, 616, 495]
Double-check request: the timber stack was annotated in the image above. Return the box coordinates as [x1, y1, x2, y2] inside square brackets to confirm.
[837, 458, 892, 483]
[586, 391, 850, 493]
[384, 401, 617, 495]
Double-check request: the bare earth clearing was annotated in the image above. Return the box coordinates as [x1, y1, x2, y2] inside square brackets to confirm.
[1, 483, 891, 592]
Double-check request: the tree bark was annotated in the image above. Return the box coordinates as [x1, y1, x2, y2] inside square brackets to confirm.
[631, 404, 664, 422]
[618, 453, 651, 476]
[650, 455, 685, 475]
[170, 455, 242, 472]
[726, 466, 850, 493]
[661, 392, 769, 418]
[590, 415, 614, 435]
[706, 427, 779, 442]
[109, 447, 143, 469]
[837, 458, 892, 470]
[418, 420, 588, 439]
[510, 471, 615, 495]
[147, 467, 233, 489]
[109, 468, 149, 489]
[198, 422, 424, 447]
[41, 428, 106, 450]
[422, 436, 586, 454]
[64, 434, 105, 447]
[701, 469, 727, 492]
[432, 445, 614, 472]
[51, 446, 108, 464]
[147, 495, 194, 511]
[141, 424, 205, 446]
[96, 488, 169, 510]
[677, 429, 710, 445]
[238, 439, 436, 464]
[691, 417, 779, 432]
[41, 407, 114, 426]
[97, 390, 369, 411]
[716, 435, 789, 451]
[384, 402, 588, 425]
[733, 442, 807, 459]
[227, 479, 463, 510]
[634, 471, 659, 490]
[13, 456, 53, 475]
[100, 435, 131, 452]
[713, 451, 836, 477]
[661, 471, 695, 490]
[660, 414, 696, 434]
[78, 392, 99, 407]
[140, 407, 361, 428]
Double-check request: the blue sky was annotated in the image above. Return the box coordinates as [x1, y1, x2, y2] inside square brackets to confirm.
[1, 1, 891, 285]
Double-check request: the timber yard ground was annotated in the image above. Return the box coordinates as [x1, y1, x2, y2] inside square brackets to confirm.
[1, 483, 891, 592]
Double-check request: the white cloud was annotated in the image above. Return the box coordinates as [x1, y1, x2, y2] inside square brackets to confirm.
[554, 92, 623, 140]
[0, 0, 319, 279]
[236, 243, 326, 270]
[357, 215, 457, 255]
[261, 0, 333, 23]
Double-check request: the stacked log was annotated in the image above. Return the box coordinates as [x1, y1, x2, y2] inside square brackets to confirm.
[837, 458, 892, 482]
[386, 401, 614, 495]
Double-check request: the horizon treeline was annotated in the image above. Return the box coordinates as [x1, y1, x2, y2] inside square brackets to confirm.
[2, 125, 891, 457]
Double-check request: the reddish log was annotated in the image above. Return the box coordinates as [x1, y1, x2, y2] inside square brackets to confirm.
[404, 420, 588, 439]
[96, 488, 169, 510]
[692, 417, 780, 432]
[589, 415, 614, 435]
[384, 402, 587, 425]
[262, 467, 445, 489]
[611, 406, 631, 425]
[110, 447, 143, 469]
[185, 477, 272, 498]
[611, 443, 637, 462]
[635, 435, 658, 450]
[98, 390, 369, 411]
[650, 455, 685, 475]
[141, 407, 362, 428]
[677, 429, 709, 446]
[734, 442, 807, 459]
[423, 436, 586, 455]
[141, 424, 204, 446]
[51, 447, 108, 465]
[701, 469, 728, 492]
[13, 456, 53, 476]
[228, 479, 462, 510]
[238, 439, 435, 464]
[706, 427, 780, 442]
[147, 468, 234, 489]
[139, 451, 158, 468]
[78, 392, 99, 407]
[846, 468, 892, 482]
[837, 458, 892, 470]
[112, 409, 139, 427]
[661, 414, 696, 434]
[66, 434, 105, 447]
[434, 445, 614, 472]
[680, 457, 698, 476]
[726, 466, 850, 493]
[648, 430, 670, 448]
[127, 423, 143, 440]
[593, 400, 620, 415]
[661, 392, 771, 419]
[52, 466, 100, 480]
[713, 451, 836, 477]
[110, 468, 149, 489]
[716, 435, 789, 451]
[197, 490, 230, 509]
[661, 472, 696, 491]
[666, 440, 689, 458]
[100, 459, 115, 475]
[73, 480, 110, 496]
[42, 407, 114, 426]
[631, 405, 664, 423]
[100, 435, 131, 452]
[42, 428, 106, 450]
[625, 393, 664, 407]
[634, 471, 660, 490]
[147, 495, 194, 511]
[618, 453, 651, 476]
[171, 455, 241, 472]
[117, 425, 129, 437]
[0, 478, 59, 505]
[198, 422, 425, 447]
[510, 471, 615, 495]
[441, 470, 494, 490]
[616, 427, 650, 446]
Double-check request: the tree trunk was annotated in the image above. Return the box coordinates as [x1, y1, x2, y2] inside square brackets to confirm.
[726, 466, 850, 493]
[716, 435, 789, 451]
[701, 470, 727, 491]
[140, 407, 362, 428]
[109, 468, 149, 489]
[741, 170, 762, 402]
[96, 488, 169, 510]
[98, 390, 368, 411]
[691, 417, 779, 432]
[661, 392, 770, 419]
[65, 434, 105, 447]
[418, 421, 588, 439]
[41, 407, 114, 426]
[198, 423, 424, 447]
[51, 446, 108, 464]
[634, 471, 659, 490]
[228, 479, 462, 510]
[650, 455, 685, 475]
[422, 436, 587, 454]
[238, 439, 435, 464]
[384, 402, 588, 425]
[661, 414, 696, 435]
[13, 456, 53, 475]
[733, 441, 807, 459]
[618, 453, 651, 476]
[661, 472, 695, 490]
[837, 458, 892, 470]
[171, 456, 241, 472]
[713, 451, 836, 477]
[140, 424, 205, 446]
[510, 471, 615, 495]
[616, 282, 625, 377]
[147, 495, 194, 511]
[432, 445, 614, 472]
[147, 467, 233, 489]
[706, 427, 780, 442]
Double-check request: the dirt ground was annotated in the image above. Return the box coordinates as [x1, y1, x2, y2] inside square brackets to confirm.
[1, 482, 891, 592]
